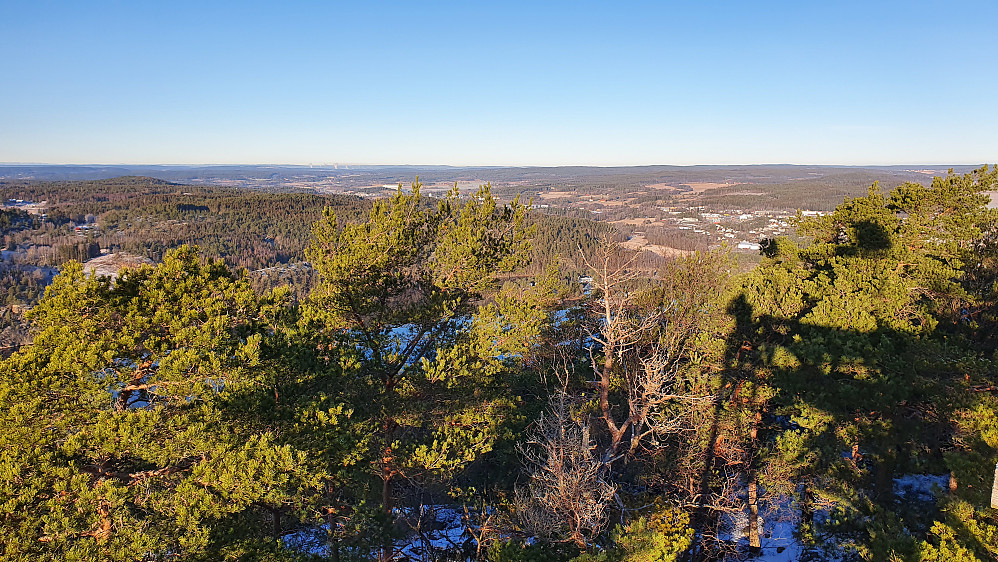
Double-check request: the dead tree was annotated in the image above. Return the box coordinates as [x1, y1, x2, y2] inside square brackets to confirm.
[581, 234, 722, 461]
[517, 393, 616, 549]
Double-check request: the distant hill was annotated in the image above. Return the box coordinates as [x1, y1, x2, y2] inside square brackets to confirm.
[0, 163, 982, 193]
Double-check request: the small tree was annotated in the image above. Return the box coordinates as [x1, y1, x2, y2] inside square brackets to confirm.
[517, 393, 616, 549]
[581, 235, 725, 461]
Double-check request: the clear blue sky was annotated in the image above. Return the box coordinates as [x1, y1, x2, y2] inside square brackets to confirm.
[1, 1, 995, 166]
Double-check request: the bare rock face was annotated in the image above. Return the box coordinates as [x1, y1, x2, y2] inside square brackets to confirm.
[83, 253, 154, 280]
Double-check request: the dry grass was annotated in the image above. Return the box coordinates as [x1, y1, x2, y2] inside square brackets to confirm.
[684, 182, 738, 193]
[537, 190, 578, 200]
[611, 217, 658, 226]
[619, 234, 692, 257]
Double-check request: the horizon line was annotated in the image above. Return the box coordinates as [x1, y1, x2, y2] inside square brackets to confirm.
[0, 161, 990, 169]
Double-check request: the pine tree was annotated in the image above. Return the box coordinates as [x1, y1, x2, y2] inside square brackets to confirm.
[731, 166, 998, 558]
[0, 246, 326, 560]
[300, 180, 545, 554]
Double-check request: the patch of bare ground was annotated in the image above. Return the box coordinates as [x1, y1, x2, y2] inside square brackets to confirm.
[83, 253, 155, 280]
[682, 182, 739, 194]
[426, 180, 486, 192]
[619, 234, 692, 258]
[538, 190, 578, 200]
[612, 218, 659, 227]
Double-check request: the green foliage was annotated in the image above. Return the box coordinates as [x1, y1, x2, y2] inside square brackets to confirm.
[1, 176, 371, 270]
[728, 166, 998, 558]
[918, 520, 984, 561]
[4, 166, 998, 560]
[859, 509, 921, 562]
[0, 246, 325, 560]
[915, 397, 998, 561]
[524, 213, 614, 275]
[578, 505, 693, 562]
[0, 207, 34, 233]
[487, 540, 580, 562]
[301, 179, 542, 537]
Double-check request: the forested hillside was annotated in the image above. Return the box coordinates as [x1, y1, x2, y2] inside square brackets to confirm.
[1, 170, 997, 561]
[0, 177, 610, 347]
[0, 176, 371, 269]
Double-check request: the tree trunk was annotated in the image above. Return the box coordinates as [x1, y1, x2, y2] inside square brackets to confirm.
[747, 409, 762, 553]
[382, 472, 393, 515]
[801, 484, 814, 533]
[692, 395, 723, 562]
[599, 353, 623, 456]
[990, 462, 998, 509]
[747, 477, 761, 553]
[272, 507, 282, 541]
[875, 452, 896, 504]
[380, 470, 394, 562]
[94, 499, 112, 543]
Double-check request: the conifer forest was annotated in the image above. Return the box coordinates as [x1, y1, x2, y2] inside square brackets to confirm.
[1, 167, 998, 562]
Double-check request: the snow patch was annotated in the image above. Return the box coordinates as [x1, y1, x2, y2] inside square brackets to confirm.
[718, 496, 804, 561]
[395, 505, 470, 560]
[893, 473, 950, 502]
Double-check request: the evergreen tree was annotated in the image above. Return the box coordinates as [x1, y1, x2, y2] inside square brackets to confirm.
[300, 181, 546, 555]
[731, 166, 998, 559]
[0, 246, 326, 560]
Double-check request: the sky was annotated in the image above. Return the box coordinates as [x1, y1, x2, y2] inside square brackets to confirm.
[1, 1, 996, 167]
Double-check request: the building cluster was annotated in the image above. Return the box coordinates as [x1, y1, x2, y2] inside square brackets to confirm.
[659, 206, 827, 251]
[3, 199, 47, 218]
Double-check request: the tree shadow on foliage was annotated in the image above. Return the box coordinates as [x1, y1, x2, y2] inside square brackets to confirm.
[691, 291, 959, 560]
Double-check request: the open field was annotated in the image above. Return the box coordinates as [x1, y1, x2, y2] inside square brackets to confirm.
[682, 181, 738, 193]
[2, 164, 984, 258]
[619, 234, 693, 257]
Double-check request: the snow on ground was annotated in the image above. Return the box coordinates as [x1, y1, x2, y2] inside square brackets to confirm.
[396, 505, 469, 560]
[719, 497, 804, 562]
[282, 506, 472, 560]
[283, 478, 952, 561]
[755, 516, 804, 562]
[282, 524, 332, 557]
[893, 473, 949, 502]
